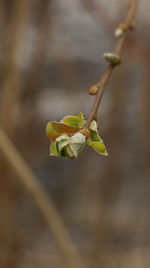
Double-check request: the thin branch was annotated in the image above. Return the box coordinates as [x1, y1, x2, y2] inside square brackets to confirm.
[0, 127, 86, 268]
[84, 0, 140, 128]
[83, 0, 149, 68]
[0, 0, 30, 137]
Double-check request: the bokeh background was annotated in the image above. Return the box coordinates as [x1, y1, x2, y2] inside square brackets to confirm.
[0, 0, 150, 267]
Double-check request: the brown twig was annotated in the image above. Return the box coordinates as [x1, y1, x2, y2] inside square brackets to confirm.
[0, 0, 30, 137]
[84, 0, 140, 128]
[0, 127, 86, 268]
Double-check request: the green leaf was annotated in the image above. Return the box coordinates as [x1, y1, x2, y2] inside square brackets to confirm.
[46, 121, 77, 141]
[86, 140, 108, 156]
[61, 112, 86, 129]
[87, 121, 108, 156]
[50, 142, 58, 156]
[89, 120, 103, 142]
[89, 129, 102, 142]
[46, 122, 61, 141]
[77, 112, 84, 120]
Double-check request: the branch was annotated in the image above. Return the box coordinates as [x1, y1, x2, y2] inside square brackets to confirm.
[84, 0, 140, 128]
[0, 127, 86, 268]
[0, 0, 30, 136]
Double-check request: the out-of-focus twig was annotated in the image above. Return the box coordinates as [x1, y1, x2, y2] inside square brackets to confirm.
[0, 127, 86, 268]
[0, 0, 30, 137]
[84, 0, 140, 128]
[0, 2, 31, 267]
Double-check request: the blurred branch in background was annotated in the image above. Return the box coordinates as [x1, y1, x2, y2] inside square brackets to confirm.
[0, 127, 86, 268]
[0, 1, 31, 267]
[0, 0, 30, 137]
[0, 0, 149, 267]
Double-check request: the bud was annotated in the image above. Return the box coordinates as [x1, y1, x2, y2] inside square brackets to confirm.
[55, 133, 86, 159]
[61, 144, 78, 159]
[88, 84, 99, 95]
[71, 132, 86, 152]
[114, 28, 124, 38]
[103, 53, 122, 65]
[56, 135, 77, 159]
[89, 120, 98, 132]
[114, 24, 127, 38]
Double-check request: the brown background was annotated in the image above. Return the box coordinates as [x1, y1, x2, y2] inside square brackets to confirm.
[0, 0, 150, 267]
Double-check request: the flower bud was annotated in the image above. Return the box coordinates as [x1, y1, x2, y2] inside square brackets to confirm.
[103, 53, 122, 65]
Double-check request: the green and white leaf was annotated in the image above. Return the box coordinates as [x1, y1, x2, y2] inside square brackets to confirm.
[87, 120, 108, 156]
[86, 139, 108, 156]
[71, 132, 86, 152]
[61, 112, 86, 129]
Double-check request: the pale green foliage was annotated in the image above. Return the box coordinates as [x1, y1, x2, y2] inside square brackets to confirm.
[46, 113, 108, 160]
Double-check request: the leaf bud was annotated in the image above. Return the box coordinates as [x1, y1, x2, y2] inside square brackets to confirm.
[88, 84, 99, 95]
[103, 53, 122, 65]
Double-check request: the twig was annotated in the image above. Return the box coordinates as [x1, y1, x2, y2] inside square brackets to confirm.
[0, 0, 30, 137]
[84, 0, 140, 128]
[0, 127, 86, 268]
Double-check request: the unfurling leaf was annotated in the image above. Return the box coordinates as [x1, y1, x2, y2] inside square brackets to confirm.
[61, 112, 86, 129]
[86, 140, 108, 156]
[71, 132, 86, 152]
[50, 142, 58, 156]
[46, 121, 77, 141]
[56, 135, 77, 159]
[86, 120, 108, 156]
[55, 133, 86, 160]
[46, 114, 108, 159]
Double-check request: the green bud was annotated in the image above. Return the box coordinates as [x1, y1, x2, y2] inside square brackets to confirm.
[103, 53, 122, 65]
[55, 133, 86, 159]
[61, 144, 78, 159]
[55, 135, 75, 159]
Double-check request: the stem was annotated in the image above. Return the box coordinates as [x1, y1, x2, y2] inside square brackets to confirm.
[85, 0, 139, 128]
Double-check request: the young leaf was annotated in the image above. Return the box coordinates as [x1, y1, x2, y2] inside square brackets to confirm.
[56, 135, 78, 159]
[46, 121, 77, 141]
[50, 142, 58, 156]
[71, 132, 86, 152]
[61, 112, 86, 129]
[86, 140, 108, 156]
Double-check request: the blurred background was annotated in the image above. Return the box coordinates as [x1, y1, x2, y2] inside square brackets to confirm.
[0, 0, 150, 267]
